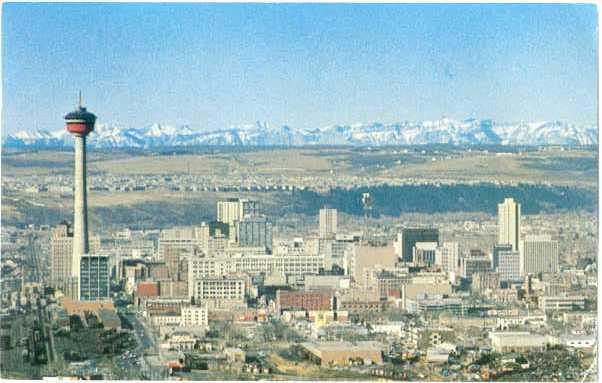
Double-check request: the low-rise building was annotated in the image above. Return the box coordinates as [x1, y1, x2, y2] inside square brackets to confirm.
[370, 322, 405, 337]
[188, 254, 324, 278]
[224, 347, 246, 363]
[406, 294, 463, 315]
[538, 295, 586, 312]
[167, 333, 198, 351]
[189, 276, 246, 304]
[181, 305, 208, 327]
[560, 335, 596, 349]
[299, 341, 385, 366]
[562, 312, 597, 329]
[277, 290, 333, 312]
[150, 312, 181, 327]
[426, 347, 450, 363]
[489, 332, 556, 352]
[497, 314, 547, 330]
[304, 275, 351, 290]
[97, 308, 121, 330]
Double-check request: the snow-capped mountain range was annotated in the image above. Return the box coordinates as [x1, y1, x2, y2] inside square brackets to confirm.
[3, 119, 597, 149]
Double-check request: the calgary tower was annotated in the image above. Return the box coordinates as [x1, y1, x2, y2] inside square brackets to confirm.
[64, 92, 96, 293]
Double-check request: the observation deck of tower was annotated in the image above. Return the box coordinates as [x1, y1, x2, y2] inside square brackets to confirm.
[65, 92, 96, 136]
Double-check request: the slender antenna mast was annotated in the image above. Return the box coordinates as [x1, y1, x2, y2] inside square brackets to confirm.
[78, 90, 83, 108]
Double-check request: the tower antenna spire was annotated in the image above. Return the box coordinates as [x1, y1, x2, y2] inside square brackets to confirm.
[78, 90, 83, 108]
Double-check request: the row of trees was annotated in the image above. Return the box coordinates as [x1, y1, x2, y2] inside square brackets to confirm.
[294, 183, 595, 216]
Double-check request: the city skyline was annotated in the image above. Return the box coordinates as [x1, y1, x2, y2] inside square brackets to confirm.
[2, 3, 598, 136]
[0, 4, 598, 381]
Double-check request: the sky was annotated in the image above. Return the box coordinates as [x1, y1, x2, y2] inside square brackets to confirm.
[1, 3, 598, 136]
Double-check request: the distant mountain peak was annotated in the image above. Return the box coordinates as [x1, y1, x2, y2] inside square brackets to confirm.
[3, 118, 597, 149]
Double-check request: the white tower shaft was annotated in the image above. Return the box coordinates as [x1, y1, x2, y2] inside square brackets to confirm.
[71, 134, 89, 297]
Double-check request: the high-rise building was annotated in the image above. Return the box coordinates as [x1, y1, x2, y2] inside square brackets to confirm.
[397, 228, 439, 262]
[497, 198, 521, 251]
[519, 235, 559, 275]
[497, 250, 521, 282]
[217, 198, 259, 227]
[50, 223, 73, 290]
[492, 244, 513, 271]
[163, 246, 190, 282]
[236, 215, 273, 253]
[79, 254, 110, 301]
[65, 95, 96, 300]
[436, 242, 459, 273]
[319, 208, 338, 238]
[51, 222, 100, 296]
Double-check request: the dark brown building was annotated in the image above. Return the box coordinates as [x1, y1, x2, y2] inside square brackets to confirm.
[276, 290, 332, 312]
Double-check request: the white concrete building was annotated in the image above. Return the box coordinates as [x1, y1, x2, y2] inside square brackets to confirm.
[519, 235, 559, 275]
[150, 313, 182, 327]
[498, 198, 521, 251]
[490, 332, 556, 352]
[166, 334, 197, 350]
[436, 242, 459, 274]
[370, 322, 405, 337]
[538, 295, 586, 312]
[188, 253, 324, 279]
[180, 305, 208, 327]
[217, 198, 259, 233]
[560, 335, 596, 349]
[319, 208, 338, 238]
[190, 276, 246, 303]
[413, 242, 438, 266]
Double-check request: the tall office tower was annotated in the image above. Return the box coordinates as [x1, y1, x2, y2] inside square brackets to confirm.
[497, 198, 521, 251]
[164, 246, 185, 281]
[236, 215, 273, 253]
[398, 228, 439, 262]
[79, 254, 110, 301]
[319, 208, 338, 238]
[519, 235, 559, 275]
[492, 244, 513, 271]
[217, 198, 239, 225]
[497, 250, 521, 283]
[413, 242, 438, 266]
[217, 198, 259, 226]
[51, 222, 73, 289]
[65, 94, 96, 300]
[51, 222, 100, 296]
[436, 242, 459, 273]
[241, 199, 259, 216]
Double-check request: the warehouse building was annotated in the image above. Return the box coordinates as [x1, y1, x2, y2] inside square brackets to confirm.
[298, 341, 385, 366]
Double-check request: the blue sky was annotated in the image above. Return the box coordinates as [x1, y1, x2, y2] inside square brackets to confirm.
[1, 3, 598, 135]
